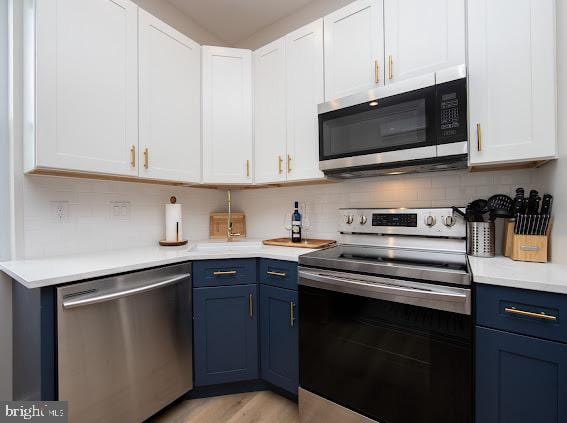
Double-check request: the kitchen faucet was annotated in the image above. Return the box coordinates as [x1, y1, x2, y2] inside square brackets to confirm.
[226, 190, 241, 242]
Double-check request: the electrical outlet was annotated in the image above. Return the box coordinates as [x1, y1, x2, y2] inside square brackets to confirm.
[110, 201, 131, 220]
[50, 201, 69, 222]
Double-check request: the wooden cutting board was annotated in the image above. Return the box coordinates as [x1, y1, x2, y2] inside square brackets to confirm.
[263, 238, 336, 249]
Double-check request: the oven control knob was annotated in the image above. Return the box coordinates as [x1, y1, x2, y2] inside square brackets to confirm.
[359, 215, 368, 225]
[344, 215, 354, 225]
[443, 215, 456, 227]
[425, 215, 437, 227]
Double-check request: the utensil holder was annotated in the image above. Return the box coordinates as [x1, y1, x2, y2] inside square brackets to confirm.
[467, 222, 495, 257]
[503, 219, 552, 263]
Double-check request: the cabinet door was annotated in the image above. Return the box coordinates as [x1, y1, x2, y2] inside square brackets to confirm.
[139, 10, 201, 183]
[323, 0, 384, 101]
[476, 327, 567, 423]
[194, 285, 258, 386]
[285, 20, 325, 182]
[202, 46, 253, 184]
[253, 38, 287, 184]
[468, 0, 557, 165]
[260, 286, 298, 394]
[34, 0, 138, 176]
[384, 0, 465, 83]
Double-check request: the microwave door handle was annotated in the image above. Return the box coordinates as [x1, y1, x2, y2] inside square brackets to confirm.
[298, 270, 470, 313]
[62, 273, 191, 309]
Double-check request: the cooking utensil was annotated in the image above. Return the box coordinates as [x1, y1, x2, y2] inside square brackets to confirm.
[470, 199, 489, 215]
[487, 194, 514, 219]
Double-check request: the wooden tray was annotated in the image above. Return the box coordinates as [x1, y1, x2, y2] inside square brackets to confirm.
[159, 240, 188, 247]
[263, 238, 336, 249]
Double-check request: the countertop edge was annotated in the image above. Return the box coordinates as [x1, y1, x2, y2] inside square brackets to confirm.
[0, 248, 313, 289]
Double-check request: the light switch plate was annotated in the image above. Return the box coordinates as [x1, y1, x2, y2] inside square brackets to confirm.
[110, 201, 131, 220]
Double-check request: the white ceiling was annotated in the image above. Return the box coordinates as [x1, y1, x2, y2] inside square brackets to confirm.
[167, 0, 317, 45]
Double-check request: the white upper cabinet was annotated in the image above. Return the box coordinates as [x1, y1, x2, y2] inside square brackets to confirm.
[384, 0, 465, 84]
[139, 10, 201, 183]
[27, 0, 139, 176]
[468, 0, 557, 166]
[202, 46, 253, 184]
[323, 0, 384, 101]
[253, 38, 287, 184]
[286, 19, 325, 182]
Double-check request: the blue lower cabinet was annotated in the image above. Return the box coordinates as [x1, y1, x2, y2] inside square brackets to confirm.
[194, 284, 259, 386]
[476, 326, 567, 423]
[260, 285, 298, 395]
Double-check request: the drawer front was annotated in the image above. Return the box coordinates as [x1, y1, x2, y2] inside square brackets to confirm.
[259, 259, 298, 291]
[476, 284, 567, 343]
[193, 259, 257, 287]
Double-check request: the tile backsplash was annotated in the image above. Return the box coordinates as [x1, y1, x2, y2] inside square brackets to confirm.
[21, 169, 543, 259]
[233, 169, 543, 241]
[22, 175, 227, 259]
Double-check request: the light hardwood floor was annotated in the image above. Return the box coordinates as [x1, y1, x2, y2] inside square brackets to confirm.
[152, 391, 299, 423]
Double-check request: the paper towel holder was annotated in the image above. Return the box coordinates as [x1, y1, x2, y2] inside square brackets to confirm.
[159, 196, 188, 247]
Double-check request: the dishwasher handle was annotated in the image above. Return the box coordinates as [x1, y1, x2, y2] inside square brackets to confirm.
[62, 273, 191, 309]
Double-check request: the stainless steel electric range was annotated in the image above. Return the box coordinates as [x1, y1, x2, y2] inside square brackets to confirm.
[298, 208, 472, 423]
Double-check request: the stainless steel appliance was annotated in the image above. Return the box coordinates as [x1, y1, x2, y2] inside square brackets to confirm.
[318, 65, 468, 178]
[57, 263, 193, 423]
[298, 208, 472, 423]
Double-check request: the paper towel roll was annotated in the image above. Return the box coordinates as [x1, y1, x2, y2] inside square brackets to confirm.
[165, 204, 183, 242]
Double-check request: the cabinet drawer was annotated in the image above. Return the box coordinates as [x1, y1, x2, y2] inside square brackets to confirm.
[193, 259, 256, 288]
[476, 284, 567, 343]
[259, 259, 298, 291]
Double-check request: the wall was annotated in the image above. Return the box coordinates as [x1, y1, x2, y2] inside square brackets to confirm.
[534, 0, 567, 264]
[134, 0, 227, 45]
[233, 169, 542, 242]
[21, 176, 226, 259]
[0, 0, 12, 401]
[235, 0, 355, 49]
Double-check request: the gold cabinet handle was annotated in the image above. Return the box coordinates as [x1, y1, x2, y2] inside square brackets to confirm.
[213, 270, 237, 276]
[388, 55, 393, 80]
[143, 148, 149, 169]
[246, 160, 250, 177]
[249, 294, 253, 318]
[374, 60, 380, 84]
[287, 155, 292, 173]
[504, 307, 557, 321]
[290, 302, 296, 327]
[476, 123, 482, 152]
[267, 271, 287, 278]
[278, 156, 283, 174]
[130, 145, 136, 167]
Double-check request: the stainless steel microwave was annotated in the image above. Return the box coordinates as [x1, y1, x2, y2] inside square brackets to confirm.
[318, 65, 468, 178]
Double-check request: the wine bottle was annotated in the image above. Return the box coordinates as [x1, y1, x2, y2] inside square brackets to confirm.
[291, 201, 302, 243]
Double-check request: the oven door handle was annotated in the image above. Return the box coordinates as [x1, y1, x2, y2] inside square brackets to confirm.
[298, 269, 471, 315]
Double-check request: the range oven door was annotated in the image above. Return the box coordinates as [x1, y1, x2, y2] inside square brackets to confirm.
[298, 269, 472, 423]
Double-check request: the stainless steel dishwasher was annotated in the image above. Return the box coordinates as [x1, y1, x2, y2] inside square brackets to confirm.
[57, 262, 193, 423]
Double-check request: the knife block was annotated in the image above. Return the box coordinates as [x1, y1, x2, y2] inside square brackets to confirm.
[503, 219, 552, 263]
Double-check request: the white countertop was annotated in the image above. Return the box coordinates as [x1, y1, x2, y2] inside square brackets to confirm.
[468, 255, 567, 295]
[0, 240, 317, 289]
[4, 241, 567, 294]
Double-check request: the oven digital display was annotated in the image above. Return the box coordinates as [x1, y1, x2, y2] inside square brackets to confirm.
[372, 213, 418, 227]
